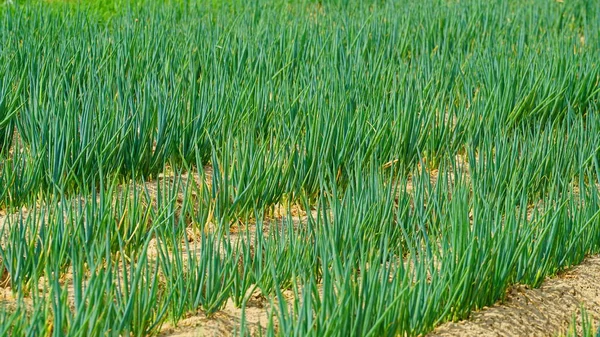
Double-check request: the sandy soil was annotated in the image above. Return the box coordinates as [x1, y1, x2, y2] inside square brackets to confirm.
[430, 255, 600, 337]
[157, 288, 290, 337]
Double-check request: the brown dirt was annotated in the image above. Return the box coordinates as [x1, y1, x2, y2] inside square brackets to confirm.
[429, 255, 600, 337]
[157, 288, 292, 337]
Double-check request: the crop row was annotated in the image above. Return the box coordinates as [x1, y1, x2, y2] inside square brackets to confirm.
[0, 0, 598, 210]
[0, 0, 599, 336]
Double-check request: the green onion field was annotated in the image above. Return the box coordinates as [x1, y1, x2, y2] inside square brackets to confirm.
[0, 0, 599, 336]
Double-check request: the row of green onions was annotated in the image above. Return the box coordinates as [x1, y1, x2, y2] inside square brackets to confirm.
[0, 0, 599, 336]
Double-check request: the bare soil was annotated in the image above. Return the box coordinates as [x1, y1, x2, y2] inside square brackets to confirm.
[429, 255, 600, 337]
